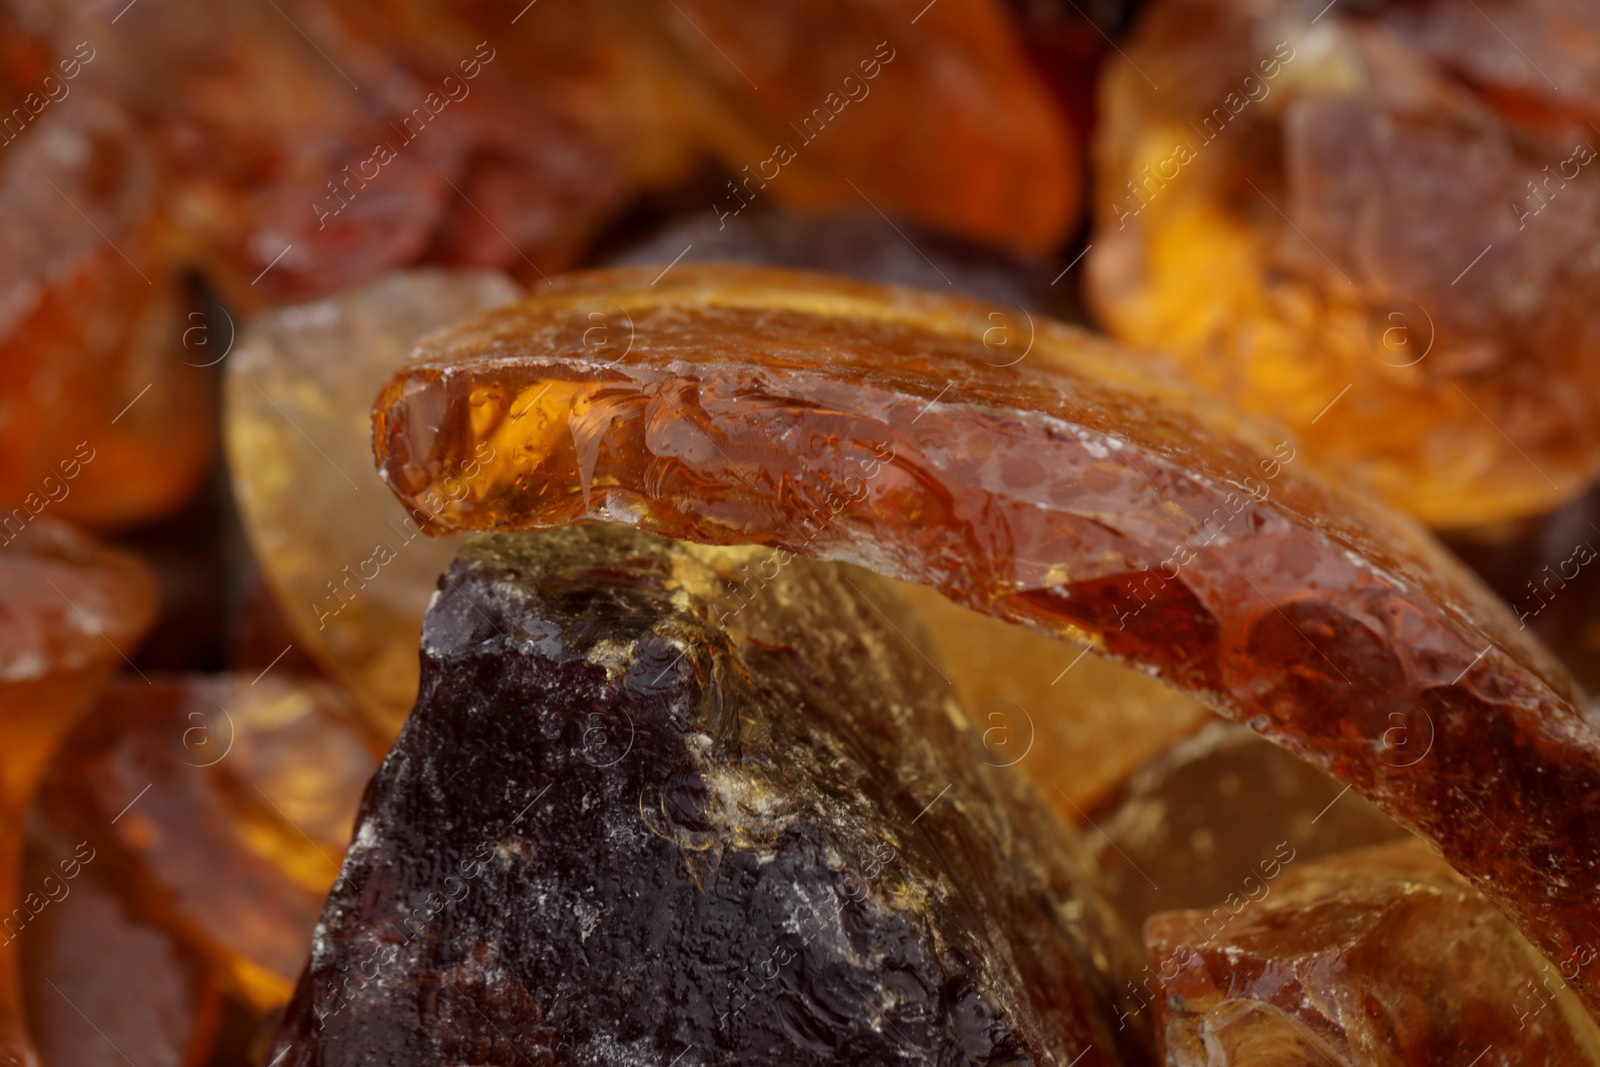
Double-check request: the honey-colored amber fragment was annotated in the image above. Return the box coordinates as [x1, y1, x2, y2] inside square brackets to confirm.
[226, 270, 519, 733]
[372, 264, 1600, 1012]
[0, 518, 157, 1065]
[19, 821, 220, 1067]
[1085, 723, 1406, 960]
[1147, 841, 1600, 1065]
[1089, 0, 1600, 527]
[0, 95, 211, 528]
[39, 674, 378, 1012]
[884, 576, 1210, 815]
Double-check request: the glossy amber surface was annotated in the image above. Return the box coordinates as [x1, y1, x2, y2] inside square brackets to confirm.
[371, 264, 1600, 1012]
[1089, 0, 1600, 527]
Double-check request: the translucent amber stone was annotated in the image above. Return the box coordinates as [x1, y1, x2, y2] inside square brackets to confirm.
[1146, 841, 1600, 1065]
[39, 674, 378, 1012]
[19, 821, 220, 1067]
[370, 264, 1600, 1011]
[226, 269, 519, 733]
[1089, 0, 1600, 527]
[0, 96, 211, 528]
[268, 525, 1140, 1064]
[1085, 723, 1406, 953]
[884, 576, 1211, 815]
[0, 518, 157, 1065]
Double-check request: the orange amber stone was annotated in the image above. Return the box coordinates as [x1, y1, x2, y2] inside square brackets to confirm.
[1088, 0, 1600, 527]
[39, 674, 379, 1012]
[0, 95, 211, 528]
[1146, 841, 1600, 1064]
[884, 576, 1210, 815]
[371, 264, 1600, 1013]
[0, 517, 157, 1065]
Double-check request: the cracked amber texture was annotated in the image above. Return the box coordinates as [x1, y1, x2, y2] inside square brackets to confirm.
[40, 674, 379, 1012]
[1088, 0, 1600, 527]
[1147, 841, 1600, 1065]
[371, 264, 1600, 1013]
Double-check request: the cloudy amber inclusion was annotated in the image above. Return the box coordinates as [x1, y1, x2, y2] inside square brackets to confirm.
[374, 264, 1600, 1014]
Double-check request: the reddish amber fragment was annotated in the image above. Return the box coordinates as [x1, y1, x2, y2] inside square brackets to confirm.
[19, 821, 220, 1067]
[0, 518, 157, 1065]
[648, 0, 1077, 254]
[1146, 841, 1600, 1065]
[0, 96, 212, 527]
[371, 264, 1600, 1012]
[1088, 0, 1600, 526]
[39, 674, 379, 1012]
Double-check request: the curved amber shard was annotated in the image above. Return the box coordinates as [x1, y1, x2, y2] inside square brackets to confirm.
[1146, 841, 1600, 1065]
[1088, 0, 1600, 527]
[374, 265, 1600, 1013]
[39, 674, 379, 1012]
[0, 94, 211, 528]
[0, 518, 157, 1066]
[226, 270, 519, 733]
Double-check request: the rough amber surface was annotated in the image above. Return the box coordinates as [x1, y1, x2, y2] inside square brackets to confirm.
[371, 264, 1600, 1011]
[885, 575, 1211, 815]
[269, 525, 1140, 1065]
[0, 94, 212, 528]
[226, 269, 519, 733]
[19, 820, 220, 1067]
[1147, 841, 1600, 1065]
[1086, 723, 1406, 959]
[1089, 0, 1600, 527]
[39, 674, 378, 1012]
[0, 517, 156, 1066]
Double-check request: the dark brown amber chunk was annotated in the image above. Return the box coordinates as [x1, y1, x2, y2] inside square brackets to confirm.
[1146, 841, 1600, 1064]
[371, 264, 1600, 1012]
[267, 525, 1140, 1065]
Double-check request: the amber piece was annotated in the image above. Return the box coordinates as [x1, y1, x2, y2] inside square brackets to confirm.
[647, 0, 1077, 254]
[1085, 723, 1406, 951]
[268, 525, 1141, 1064]
[0, 517, 155, 1066]
[40, 674, 378, 1012]
[0, 94, 212, 527]
[1089, 0, 1600, 527]
[226, 269, 519, 732]
[884, 576, 1211, 814]
[19, 820, 220, 1067]
[1147, 841, 1600, 1064]
[372, 264, 1600, 1011]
